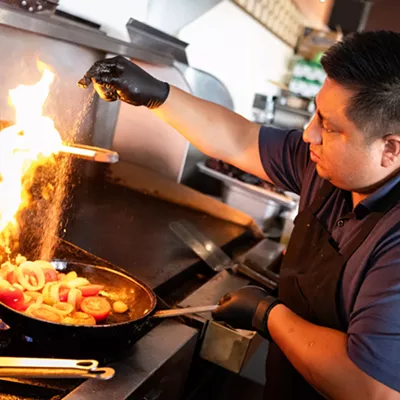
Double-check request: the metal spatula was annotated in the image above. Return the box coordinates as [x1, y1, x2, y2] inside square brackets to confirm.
[170, 220, 278, 290]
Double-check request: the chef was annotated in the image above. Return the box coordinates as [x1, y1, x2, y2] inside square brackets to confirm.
[78, 30, 400, 399]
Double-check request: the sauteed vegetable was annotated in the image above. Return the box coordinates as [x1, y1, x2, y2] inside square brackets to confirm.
[0, 258, 129, 325]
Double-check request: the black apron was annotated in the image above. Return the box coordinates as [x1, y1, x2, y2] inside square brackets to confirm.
[264, 179, 400, 399]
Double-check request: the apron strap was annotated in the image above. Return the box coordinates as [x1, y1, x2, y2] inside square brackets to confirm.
[309, 180, 335, 215]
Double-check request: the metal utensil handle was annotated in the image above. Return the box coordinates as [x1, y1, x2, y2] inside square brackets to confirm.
[0, 367, 115, 380]
[235, 263, 278, 290]
[153, 305, 218, 318]
[0, 357, 98, 371]
[169, 220, 233, 272]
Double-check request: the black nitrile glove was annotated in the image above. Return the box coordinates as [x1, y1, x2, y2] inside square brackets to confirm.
[212, 286, 282, 340]
[78, 55, 170, 109]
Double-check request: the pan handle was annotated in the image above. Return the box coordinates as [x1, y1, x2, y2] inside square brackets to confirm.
[153, 305, 218, 318]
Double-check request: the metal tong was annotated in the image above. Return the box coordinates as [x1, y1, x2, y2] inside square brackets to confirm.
[0, 357, 115, 380]
[170, 220, 278, 290]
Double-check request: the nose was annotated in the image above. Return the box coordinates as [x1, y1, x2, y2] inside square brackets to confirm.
[303, 115, 322, 145]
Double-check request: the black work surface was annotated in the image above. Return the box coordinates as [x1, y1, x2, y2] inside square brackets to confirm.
[64, 179, 250, 290]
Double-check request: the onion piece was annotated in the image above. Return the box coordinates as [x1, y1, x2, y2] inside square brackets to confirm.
[12, 283, 24, 292]
[23, 294, 32, 303]
[35, 294, 43, 305]
[0, 279, 11, 289]
[15, 255, 27, 266]
[49, 283, 60, 305]
[67, 288, 83, 310]
[26, 303, 64, 322]
[17, 263, 45, 291]
[25, 291, 41, 301]
[66, 278, 90, 289]
[33, 260, 54, 270]
[65, 271, 78, 281]
[53, 302, 74, 316]
[57, 273, 66, 281]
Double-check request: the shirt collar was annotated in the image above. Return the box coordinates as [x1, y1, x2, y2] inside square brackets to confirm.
[356, 173, 400, 215]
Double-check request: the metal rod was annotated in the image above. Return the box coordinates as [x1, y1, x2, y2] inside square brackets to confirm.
[0, 367, 115, 380]
[59, 144, 119, 163]
[0, 357, 98, 371]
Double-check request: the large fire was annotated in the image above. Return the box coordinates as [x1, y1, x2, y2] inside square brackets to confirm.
[0, 68, 63, 257]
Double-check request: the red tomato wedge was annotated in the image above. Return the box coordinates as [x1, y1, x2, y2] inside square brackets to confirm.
[43, 268, 58, 283]
[59, 285, 70, 302]
[14, 300, 35, 312]
[0, 287, 24, 309]
[79, 285, 104, 297]
[80, 296, 111, 322]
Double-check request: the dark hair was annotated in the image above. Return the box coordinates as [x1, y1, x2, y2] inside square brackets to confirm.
[321, 30, 400, 140]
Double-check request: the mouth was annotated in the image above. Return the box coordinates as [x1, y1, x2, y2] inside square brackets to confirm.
[310, 150, 320, 163]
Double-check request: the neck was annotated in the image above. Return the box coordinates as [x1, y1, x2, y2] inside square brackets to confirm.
[351, 169, 400, 208]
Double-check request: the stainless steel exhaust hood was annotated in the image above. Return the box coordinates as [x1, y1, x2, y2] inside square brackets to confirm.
[146, 0, 223, 36]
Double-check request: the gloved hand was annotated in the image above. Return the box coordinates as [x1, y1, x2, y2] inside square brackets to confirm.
[212, 286, 282, 340]
[78, 55, 170, 109]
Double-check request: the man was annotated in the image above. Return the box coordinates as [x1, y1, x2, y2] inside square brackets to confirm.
[78, 31, 400, 399]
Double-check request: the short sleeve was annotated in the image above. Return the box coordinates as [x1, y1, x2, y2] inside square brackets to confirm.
[258, 126, 310, 195]
[347, 225, 400, 391]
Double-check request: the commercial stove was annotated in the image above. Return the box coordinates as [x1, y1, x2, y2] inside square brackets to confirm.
[0, 176, 281, 400]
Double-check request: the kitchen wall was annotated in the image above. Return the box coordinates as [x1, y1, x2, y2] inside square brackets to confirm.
[57, 0, 149, 41]
[366, 0, 400, 32]
[293, 0, 334, 30]
[59, 0, 293, 120]
[178, 0, 294, 119]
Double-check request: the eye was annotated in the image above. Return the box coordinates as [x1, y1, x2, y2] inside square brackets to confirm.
[322, 126, 334, 134]
[317, 117, 335, 134]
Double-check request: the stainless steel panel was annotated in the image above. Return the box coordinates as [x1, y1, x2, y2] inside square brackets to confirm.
[92, 97, 121, 149]
[179, 269, 268, 375]
[127, 18, 189, 64]
[175, 62, 234, 111]
[62, 320, 198, 400]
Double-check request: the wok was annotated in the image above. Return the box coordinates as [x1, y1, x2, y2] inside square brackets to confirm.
[0, 261, 217, 358]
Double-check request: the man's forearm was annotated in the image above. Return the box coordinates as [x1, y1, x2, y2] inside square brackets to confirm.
[153, 86, 267, 180]
[268, 305, 396, 400]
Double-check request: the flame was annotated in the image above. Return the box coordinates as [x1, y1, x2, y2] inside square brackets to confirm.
[0, 67, 62, 256]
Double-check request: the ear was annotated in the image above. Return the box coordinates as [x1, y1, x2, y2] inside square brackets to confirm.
[382, 134, 400, 168]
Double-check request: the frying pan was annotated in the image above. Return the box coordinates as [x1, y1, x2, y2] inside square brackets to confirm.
[0, 261, 217, 358]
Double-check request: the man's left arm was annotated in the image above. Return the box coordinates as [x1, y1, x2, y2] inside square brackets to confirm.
[268, 305, 399, 399]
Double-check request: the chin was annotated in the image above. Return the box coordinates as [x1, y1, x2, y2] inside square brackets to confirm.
[316, 165, 330, 181]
